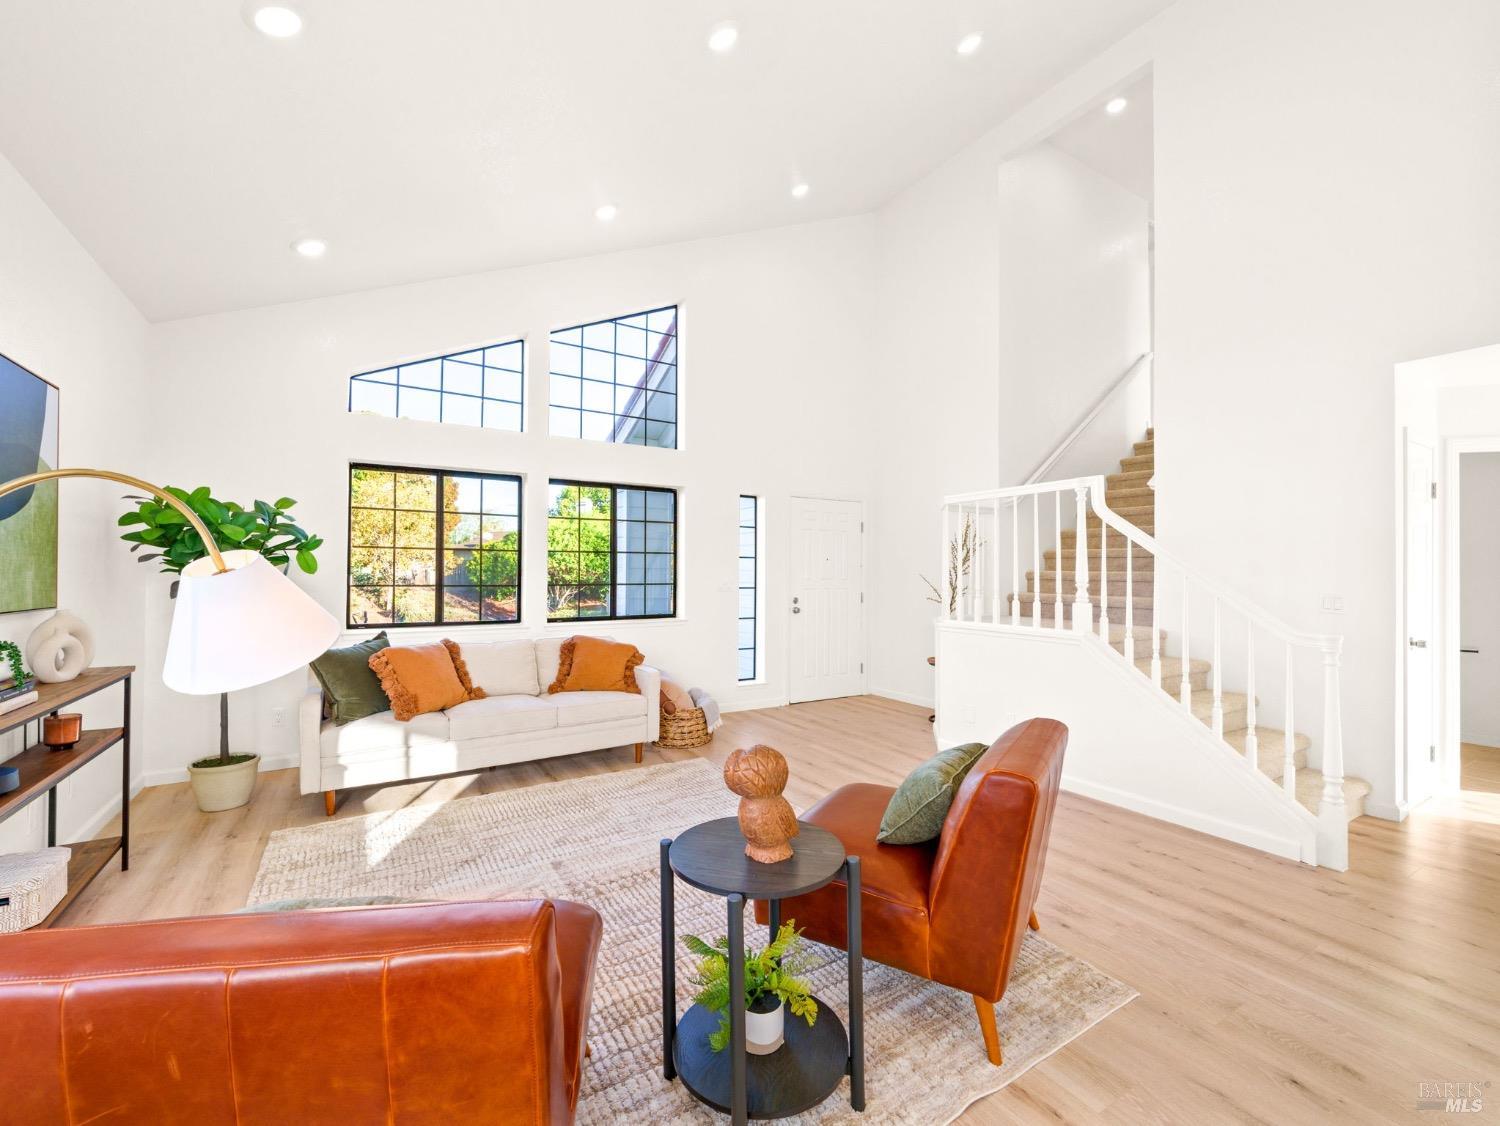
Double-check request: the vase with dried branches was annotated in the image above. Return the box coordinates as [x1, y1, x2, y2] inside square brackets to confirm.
[922, 513, 982, 616]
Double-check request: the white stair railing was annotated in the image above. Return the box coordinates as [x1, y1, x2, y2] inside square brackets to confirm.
[939, 475, 1347, 870]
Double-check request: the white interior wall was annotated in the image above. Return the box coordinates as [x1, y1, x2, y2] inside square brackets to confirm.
[866, 130, 1150, 707]
[0, 151, 151, 851]
[140, 217, 878, 785]
[1458, 452, 1500, 746]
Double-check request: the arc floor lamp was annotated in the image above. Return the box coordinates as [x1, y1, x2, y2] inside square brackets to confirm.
[0, 468, 338, 694]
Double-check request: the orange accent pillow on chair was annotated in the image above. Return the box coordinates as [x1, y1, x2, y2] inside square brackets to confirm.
[368, 640, 484, 721]
[547, 637, 644, 694]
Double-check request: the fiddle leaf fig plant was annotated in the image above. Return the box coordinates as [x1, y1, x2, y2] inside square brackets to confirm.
[117, 488, 323, 575]
[116, 486, 325, 773]
[683, 922, 818, 1052]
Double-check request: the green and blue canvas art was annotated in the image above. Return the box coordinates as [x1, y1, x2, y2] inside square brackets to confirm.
[0, 352, 59, 613]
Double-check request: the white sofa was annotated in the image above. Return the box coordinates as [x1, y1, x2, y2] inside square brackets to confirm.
[300, 636, 660, 813]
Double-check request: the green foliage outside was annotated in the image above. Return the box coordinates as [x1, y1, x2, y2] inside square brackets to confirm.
[547, 483, 612, 618]
[683, 922, 819, 1052]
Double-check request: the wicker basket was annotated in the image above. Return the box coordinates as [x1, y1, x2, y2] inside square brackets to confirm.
[657, 706, 712, 749]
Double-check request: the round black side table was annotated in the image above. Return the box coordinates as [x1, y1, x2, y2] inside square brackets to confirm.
[660, 817, 865, 1124]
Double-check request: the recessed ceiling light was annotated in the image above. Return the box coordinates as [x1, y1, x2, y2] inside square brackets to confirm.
[595, 204, 618, 223]
[708, 22, 739, 53]
[1105, 96, 1129, 115]
[292, 237, 326, 258]
[791, 183, 810, 199]
[956, 32, 983, 56]
[251, 5, 302, 38]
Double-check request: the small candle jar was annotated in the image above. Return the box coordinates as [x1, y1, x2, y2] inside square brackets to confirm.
[42, 712, 83, 751]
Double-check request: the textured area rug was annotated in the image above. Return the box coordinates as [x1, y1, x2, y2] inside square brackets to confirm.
[250, 760, 1136, 1124]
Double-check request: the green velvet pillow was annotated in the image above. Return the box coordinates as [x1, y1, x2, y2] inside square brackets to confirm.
[310, 631, 391, 726]
[876, 743, 989, 845]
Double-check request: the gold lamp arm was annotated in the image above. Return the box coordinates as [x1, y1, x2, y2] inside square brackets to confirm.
[0, 468, 228, 574]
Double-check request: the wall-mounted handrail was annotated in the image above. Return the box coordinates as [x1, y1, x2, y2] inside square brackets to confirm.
[1021, 352, 1152, 486]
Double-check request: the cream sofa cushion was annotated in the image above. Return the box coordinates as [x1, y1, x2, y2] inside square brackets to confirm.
[552, 690, 647, 727]
[446, 695, 558, 741]
[460, 639, 541, 697]
[320, 709, 449, 761]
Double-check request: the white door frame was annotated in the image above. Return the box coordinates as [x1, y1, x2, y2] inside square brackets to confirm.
[786, 495, 867, 702]
[1402, 436, 1438, 810]
[1442, 435, 1500, 794]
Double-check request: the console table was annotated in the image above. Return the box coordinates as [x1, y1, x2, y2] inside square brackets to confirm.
[0, 666, 132, 927]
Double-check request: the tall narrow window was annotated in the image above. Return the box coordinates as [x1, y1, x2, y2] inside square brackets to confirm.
[349, 339, 525, 431]
[348, 464, 521, 627]
[738, 495, 760, 681]
[547, 481, 677, 620]
[548, 306, 678, 447]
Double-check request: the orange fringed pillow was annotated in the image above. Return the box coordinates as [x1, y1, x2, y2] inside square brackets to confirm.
[547, 636, 644, 695]
[368, 640, 484, 721]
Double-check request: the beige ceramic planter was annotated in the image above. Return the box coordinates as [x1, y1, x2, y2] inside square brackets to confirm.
[187, 754, 260, 812]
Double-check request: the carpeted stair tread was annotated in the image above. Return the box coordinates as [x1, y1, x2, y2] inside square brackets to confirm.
[1291, 770, 1369, 821]
[1119, 454, 1153, 472]
[1135, 655, 1210, 691]
[1220, 728, 1310, 779]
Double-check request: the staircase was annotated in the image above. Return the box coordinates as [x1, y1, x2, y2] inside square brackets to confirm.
[1003, 429, 1369, 824]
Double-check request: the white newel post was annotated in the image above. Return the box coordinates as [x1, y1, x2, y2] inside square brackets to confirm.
[1316, 638, 1348, 871]
[1098, 513, 1109, 639]
[1071, 487, 1092, 634]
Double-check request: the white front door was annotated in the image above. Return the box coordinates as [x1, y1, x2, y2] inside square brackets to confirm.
[1405, 437, 1437, 806]
[788, 497, 865, 703]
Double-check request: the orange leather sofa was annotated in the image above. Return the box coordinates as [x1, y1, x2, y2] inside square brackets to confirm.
[756, 718, 1067, 1066]
[0, 898, 601, 1125]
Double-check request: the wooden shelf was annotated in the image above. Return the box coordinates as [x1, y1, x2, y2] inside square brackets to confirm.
[0, 666, 133, 735]
[39, 836, 123, 929]
[0, 728, 125, 820]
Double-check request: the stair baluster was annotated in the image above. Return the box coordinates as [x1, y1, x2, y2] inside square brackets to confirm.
[1210, 597, 1224, 739]
[1031, 493, 1041, 630]
[1053, 491, 1064, 629]
[1072, 487, 1091, 633]
[1283, 645, 1297, 800]
[1244, 631, 1258, 766]
[1150, 547, 1162, 688]
[1098, 503, 1109, 640]
[992, 499, 1001, 625]
[1124, 539, 1135, 664]
[1010, 500, 1020, 626]
[1179, 579, 1192, 709]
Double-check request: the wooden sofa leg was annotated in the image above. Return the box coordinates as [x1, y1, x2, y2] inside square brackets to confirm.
[324, 790, 336, 817]
[972, 996, 1002, 1066]
[1028, 909, 1040, 931]
[634, 742, 644, 764]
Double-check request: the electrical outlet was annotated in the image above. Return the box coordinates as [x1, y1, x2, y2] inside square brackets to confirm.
[269, 707, 287, 728]
[1320, 595, 1344, 613]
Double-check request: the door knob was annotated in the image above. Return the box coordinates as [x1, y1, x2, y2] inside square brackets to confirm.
[792, 606, 801, 614]
[1408, 638, 1427, 648]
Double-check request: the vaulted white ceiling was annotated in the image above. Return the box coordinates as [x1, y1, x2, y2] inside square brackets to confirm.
[0, 0, 1172, 321]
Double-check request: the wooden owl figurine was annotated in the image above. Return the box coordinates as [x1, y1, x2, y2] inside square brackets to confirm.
[723, 744, 799, 863]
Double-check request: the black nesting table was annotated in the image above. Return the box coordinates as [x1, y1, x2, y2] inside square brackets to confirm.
[660, 817, 865, 1123]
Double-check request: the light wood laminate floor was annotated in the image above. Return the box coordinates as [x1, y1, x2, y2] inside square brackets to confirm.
[63, 697, 1500, 1124]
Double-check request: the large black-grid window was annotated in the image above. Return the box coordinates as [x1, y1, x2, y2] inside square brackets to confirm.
[738, 496, 759, 681]
[547, 481, 676, 620]
[549, 307, 677, 447]
[349, 340, 525, 431]
[348, 464, 521, 628]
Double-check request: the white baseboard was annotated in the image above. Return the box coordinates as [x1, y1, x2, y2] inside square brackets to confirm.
[869, 685, 934, 708]
[1360, 799, 1408, 822]
[139, 751, 299, 790]
[1062, 773, 1310, 864]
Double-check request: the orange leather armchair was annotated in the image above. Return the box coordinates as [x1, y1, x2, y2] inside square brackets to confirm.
[0, 898, 601, 1125]
[756, 718, 1067, 1066]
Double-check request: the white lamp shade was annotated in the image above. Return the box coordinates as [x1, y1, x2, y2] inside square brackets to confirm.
[163, 550, 340, 695]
